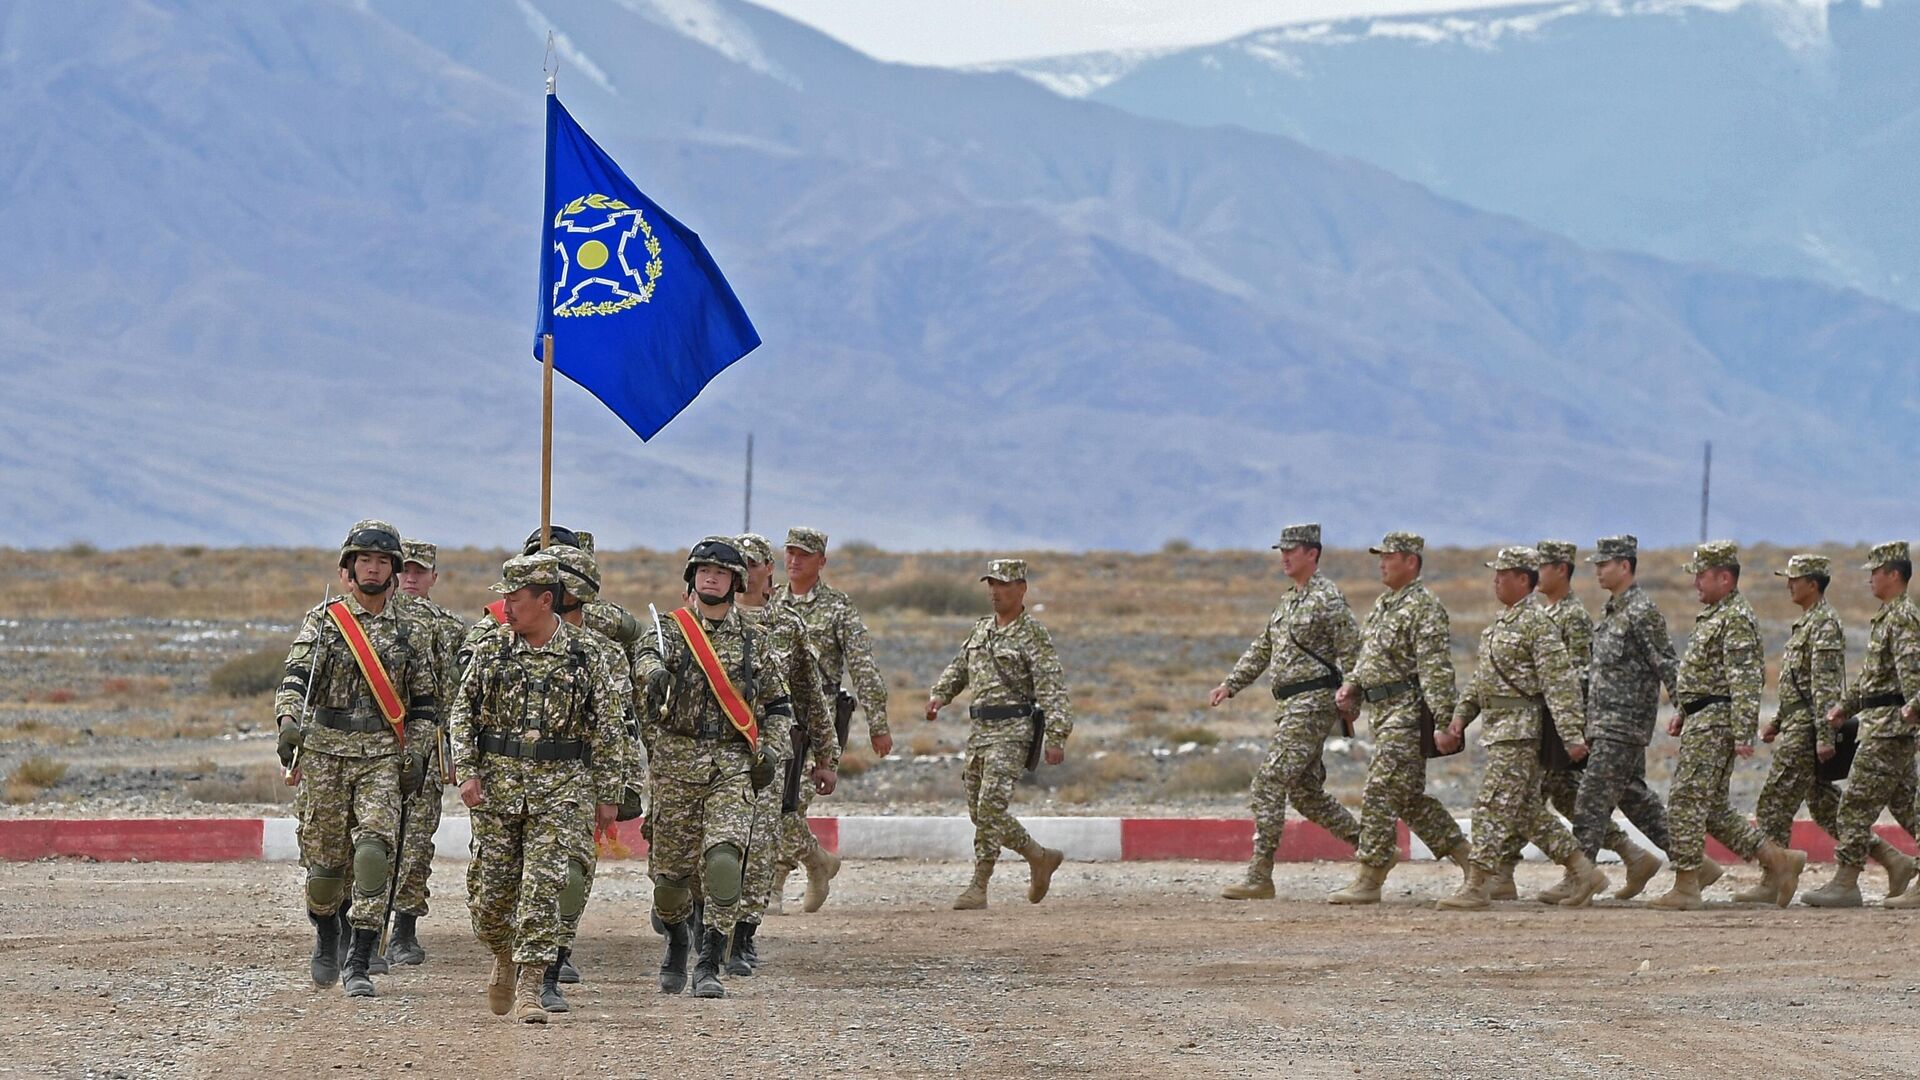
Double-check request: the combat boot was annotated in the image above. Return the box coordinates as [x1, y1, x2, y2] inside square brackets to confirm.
[386, 912, 425, 966]
[1019, 839, 1065, 903]
[1648, 868, 1703, 910]
[557, 952, 580, 984]
[1614, 841, 1664, 900]
[334, 902, 352, 973]
[1222, 854, 1275, 900]
[1328, 861, 1390, 905]
[1441, 841, 1471, 884]
[658, 918, 691, 994]
[1555, 854, 1609, 908]
[540, 949, 569, 1013]
[691, 928, 727, 999]
[1698, 856, 1725, 889]
[486, 948, 514, 1015]
[308, 908, 341, 988]
[1870, 838, 1917, 899]
[802, 848, 841, 913]
[953, 861, 992, 910]
[1800, 863, 1863, 908]
[1730, 866, 1777, 903]
[1435, 866, 1491, 911]
[1536, 865, 1579, 905]
[1755, 842, 1807, 907]
[341, 928, 378, 998]
[1488, 862, 1519, 902]
[726, 922, 757, 977]
[514, 963, 547, 1023]
[770, 865, 792, 916]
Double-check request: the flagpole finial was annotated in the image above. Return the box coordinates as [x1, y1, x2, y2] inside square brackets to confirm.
[543, 31, 557, 95]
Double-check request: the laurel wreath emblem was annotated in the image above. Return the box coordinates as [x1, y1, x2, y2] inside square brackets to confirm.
[551, 193, 665, 317]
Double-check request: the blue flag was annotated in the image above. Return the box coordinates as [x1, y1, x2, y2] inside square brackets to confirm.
[535, 94, 760, 440]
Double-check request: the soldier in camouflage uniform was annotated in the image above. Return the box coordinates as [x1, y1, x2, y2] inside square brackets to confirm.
[637, 537, 789, 999]
[1433, 547, 1608, 910]
[1331, 532, 1469, 905]
[771, 526, 888, 913]
[384, 539, 466, 967]
[451, 553, 625, 1024]
[275, 519, 435, 998]
[1209, 524, 1362, 900]
[1805, 542, 1920, 908]
[732, 533, 839, 972]
[1649, 542, 1804, 910]
[927, 559, 1072, 910]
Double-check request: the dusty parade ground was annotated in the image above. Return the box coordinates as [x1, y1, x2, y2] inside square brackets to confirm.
[4, 857, 1918, 1080]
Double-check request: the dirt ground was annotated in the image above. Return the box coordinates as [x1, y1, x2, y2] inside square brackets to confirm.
[4, 859, 1918, 1080]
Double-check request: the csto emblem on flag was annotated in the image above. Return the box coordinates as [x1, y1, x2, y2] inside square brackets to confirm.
[550, 193, 664, 317]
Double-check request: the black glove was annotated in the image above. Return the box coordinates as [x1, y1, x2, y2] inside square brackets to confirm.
[401, 750, 428, 796]
[749, 747, 776, 793]
[275, 717, 303, 768]
[615, 784, 647, 822]
[644, 667, 673, 701]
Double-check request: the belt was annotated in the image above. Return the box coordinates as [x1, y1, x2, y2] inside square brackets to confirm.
[1484, 694, 1542, 711]
[1681, 695, 1733, 717]
[313, 706, 391, 734]
[1857, 692, 1907, 711]
[477, 731, 587, 761]
[1363, 680, 1415, 703]
[1275, 674, 1341, 701]
[970, 704, 1035, 720]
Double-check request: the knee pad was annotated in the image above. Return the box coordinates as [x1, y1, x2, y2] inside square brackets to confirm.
[559, 858, 589, 920]
[306, 866, 345, 909]
[652, 874, 693, 919]
[352, 838, 391, 896]
[703, 843, 744, 906]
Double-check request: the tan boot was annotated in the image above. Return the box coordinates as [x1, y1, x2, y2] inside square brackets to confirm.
[952, 861, 991, 910]
[802, 848, 841, 913]
[1489, 862, 1519, 901]
[1329, 861, 1390, 905]
[1648, 868, 1703, 910]
[1555, 854, 1610, 908]
[1800, 862, 1863, 908]
[1729, 863, 1778, 904]
[1870, 839, 1917, 899]
[1698, 856, 1725, 889]
[1885, 873, 1920, 908]
[1442, 841, 1471, 878]
[513, 964, 547, 1024]
[1614, 841, 1664, 900]
[486, 949, 514, 1016]
[1754, 842, 1807, 908]
[1435, 866, 1491, 911]
[1536, 865, 1580, 905]
[1020, 840, 1064, 904]
[1222, 854, 1276, 900]
[769, 865, 791, 916]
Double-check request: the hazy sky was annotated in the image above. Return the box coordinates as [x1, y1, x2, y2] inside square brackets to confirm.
[751, 0, 1507, 64]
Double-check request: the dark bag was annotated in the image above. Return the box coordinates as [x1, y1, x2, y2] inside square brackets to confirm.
[1817, 718, 1860, 783]
[1538, 713, 1584, 772]
[1024, 710, 1047, 772]
[783, 720, 810, 813]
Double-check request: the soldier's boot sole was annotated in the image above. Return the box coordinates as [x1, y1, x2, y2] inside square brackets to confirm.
[803, 850, 841, 914]
[1648, 870, 1703, 911]
[1026, 846, 1064, 904]
[1221, 880, 1276, 900]
[1615, 849, 1664, 900]
[1556, 862, 1610, 908]
[487, 952, 514, 1016]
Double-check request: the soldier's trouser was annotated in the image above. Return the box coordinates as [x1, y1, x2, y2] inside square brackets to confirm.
[297, 750, 402, 931]
[1666, 723, 1764, 871]
[1833, 734, 1919, 868]
[964, 740, 1034, 866]
[778, 767, 822, 873]
[558, 812, 598, 949]
[1470, 741, 1580, 872]
[740, 757, 790, 923]
[392, 781, 444, 917]
[1250, 713, 1358, 858]
[1356, 722, 1464, 868]
[467, 795, 589, 965]
[1572, 737, 1672, 861]
[1754, 727, 1843, 848]
[1502, 765, 1627, 864]
[649, 737, 755, 937]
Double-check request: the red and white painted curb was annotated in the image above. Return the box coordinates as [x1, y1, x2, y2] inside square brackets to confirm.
[1, 815, 1911, 865]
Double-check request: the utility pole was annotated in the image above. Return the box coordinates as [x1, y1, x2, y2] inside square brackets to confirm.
[743, 432, 754, 534]
[1699, 441, 1711, 543]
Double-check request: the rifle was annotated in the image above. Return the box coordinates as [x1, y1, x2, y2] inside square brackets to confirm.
[282, 584, 331, 785]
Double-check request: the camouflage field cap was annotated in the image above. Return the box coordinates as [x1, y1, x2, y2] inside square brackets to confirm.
[490, 553, 561, 594]
[1535, 540, 1577, 565]
[784, 526, 827, 555]
[1862, 541, 1912, 570]
[1485, 546, 1541, 571]
[1774, 553, 1831, 579]
[735, 532, 776, 565]
[1587, 535, 1638, 563]
[1272, 523, 1321, 550]
[1368, 531, 1424, 555]
[399, 539, 436, 570]
[1682, 540, 1741, 573]
[546, 545, 600, 602]
[981, 558, 1028, 583]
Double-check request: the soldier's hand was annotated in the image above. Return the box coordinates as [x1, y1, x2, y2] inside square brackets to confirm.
[594, 803, 618, 831]
[283, 766, 302, 788]
[1817, 744, 1837, 762]
[1666, 713, 1684, 737]
[1734, 742, 1755, 759]
[871, 731, 893, 758]
[1044, 744, 1064, 767]
[645, 667, 672, 698]
[459, 777, 486, 808]
[1208, 685, 1231, 708]
[1566, 739, 1589, 763]
[1760, 723, 1778, 743]
[275, 717, 303, 768]
[1336, 683, 1360, 711]
[924, 698, 942, 723]
[1827, 705, 1847, 729]
[1432, 729, 1460, 755]
[1904, 703, 1918, 724]
[811, 764, 837, 796]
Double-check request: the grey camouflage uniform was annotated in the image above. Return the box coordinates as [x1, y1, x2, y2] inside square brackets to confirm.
[1571, 581, 1678, 860]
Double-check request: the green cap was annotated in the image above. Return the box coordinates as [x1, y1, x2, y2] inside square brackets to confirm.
[1588, 535, 1638, 563]
[981, 558, 1027, 583]
[1368, 531, 1424, 555]
[490, 553, 561, 594]
[1272, 523, 1321, 550]
[1682, 540, 1740, 574]
[735, 533, 775, 565]
[1862, 541, 1911, 570]
[1535, 540, 1576, 565]
[1775, 553, 1832, 579]
[784, 526, 827, 555]
[399, 539, 437, 570]
[1485, 546, 1541, 571]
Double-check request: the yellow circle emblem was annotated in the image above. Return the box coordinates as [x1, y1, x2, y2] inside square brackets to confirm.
[577, 240, 609, 271]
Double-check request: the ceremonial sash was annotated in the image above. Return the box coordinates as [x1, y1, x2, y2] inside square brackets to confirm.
[669, 607, 759, 749]
[485, 599, 508, 625]
[325, 600, 407, 744]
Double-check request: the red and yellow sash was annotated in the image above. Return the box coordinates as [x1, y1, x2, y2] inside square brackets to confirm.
[669, 607, 759, 749]
[325, 600, 406, 744]
[485, 599, 508, 625]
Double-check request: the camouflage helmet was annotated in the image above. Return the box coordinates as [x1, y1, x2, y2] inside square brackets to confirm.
[684, 535, 748, 594]
[338, 519, 403, 573]
[521, 525, 581, 556]
[546, 544, 601, 603]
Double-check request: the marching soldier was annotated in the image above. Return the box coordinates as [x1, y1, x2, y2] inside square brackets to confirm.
[771, 526, 889, 913]
[451, 553, 624, 1023]
[1649, 541, 1804, 910]
[1805, 542, 1920, 908]
[926, 559, 1071, 910]
[1432, 547, 1607, 910]
[1331, 532, 1470, 904]
[636, 537, 789, 999]
[385, 539, 466, 968]
[275, 519, 435, 998]
[732, 533, 839, 972]
[1207, 524, 1362, 900]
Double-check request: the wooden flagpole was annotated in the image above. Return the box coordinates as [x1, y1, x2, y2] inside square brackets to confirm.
[541, 332, 555, 550]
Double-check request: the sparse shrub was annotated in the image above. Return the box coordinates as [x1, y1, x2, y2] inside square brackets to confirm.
[209, 648, 285, 697]
[179, 544, 206, 557]
[186, 766, 294, 805]
[836, 540, 881, 558]
[836, 746, 877, 777]
[862, 576, 980, 616]
[1162, 724, 1220, 747]
[1161, 538, 1194, 554]
[5, 755, 68, 803]
[63, 541, 99, 557]
[1163, 752, 1257, 796]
